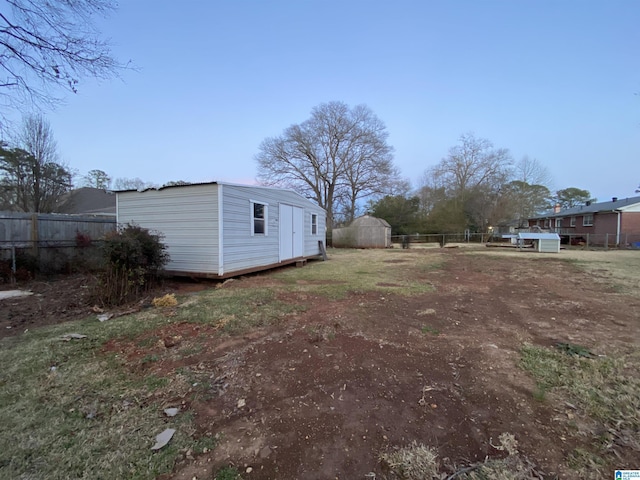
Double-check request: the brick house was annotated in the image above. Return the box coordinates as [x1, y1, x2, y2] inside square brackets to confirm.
[528, 196, 640, 246]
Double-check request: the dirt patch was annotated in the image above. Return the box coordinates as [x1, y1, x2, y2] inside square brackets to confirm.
[0, 276, 219, 339]
[0, 274, 97, 337]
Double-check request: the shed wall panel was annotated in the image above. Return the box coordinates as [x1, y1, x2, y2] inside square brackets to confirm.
[116, 185, 219, 273]
[220, 184, 325, 274]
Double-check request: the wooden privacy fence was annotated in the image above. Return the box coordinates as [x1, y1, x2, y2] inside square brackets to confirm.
[0, 212, 117, 275]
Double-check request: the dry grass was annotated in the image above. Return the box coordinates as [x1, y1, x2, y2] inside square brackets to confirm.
[379, 434, 545, 480]
[272, 248, 441, 299]
[520, 344, 640, 475]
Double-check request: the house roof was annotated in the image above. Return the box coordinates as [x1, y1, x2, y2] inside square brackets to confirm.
[531, 195, 640, 219]
[57, 187, 116, 215]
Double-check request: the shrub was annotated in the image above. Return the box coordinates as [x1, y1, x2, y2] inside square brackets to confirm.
[95, 224, 169, 306]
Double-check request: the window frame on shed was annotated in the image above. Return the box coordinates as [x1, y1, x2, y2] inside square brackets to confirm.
[250, 200, 268, 236]
[311, 213, 318, 235]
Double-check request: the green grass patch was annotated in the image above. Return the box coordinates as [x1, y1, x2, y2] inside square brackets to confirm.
[420, 325, 440, 335]
[173, 288, 303, 333]
[0, 322, 195, 480]
[215, 465, 243, 480]
[272, 248, 442, 299]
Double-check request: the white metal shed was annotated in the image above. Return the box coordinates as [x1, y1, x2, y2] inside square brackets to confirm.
[116, 182, 326, 277]
[517, 232, 561, 253]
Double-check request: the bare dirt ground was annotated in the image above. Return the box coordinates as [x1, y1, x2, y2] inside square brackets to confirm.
[0, 275, 202, 338]
[0, 274, 99, 337]
[3, 248, 640, 478]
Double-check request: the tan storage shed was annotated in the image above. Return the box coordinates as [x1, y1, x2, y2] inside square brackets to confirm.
[332, 215, 392, 248]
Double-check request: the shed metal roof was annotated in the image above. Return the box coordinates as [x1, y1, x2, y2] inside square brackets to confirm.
[517, 233, 560, 240]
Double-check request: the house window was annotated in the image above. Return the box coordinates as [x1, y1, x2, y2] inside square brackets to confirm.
[543, 219, 549, 229]
[583, 214, 593, 226]
[311, 214, 318, 235]
[555, 218, 562, 229]
[570, 216, 576, 227]
[251, 201, 267, 235]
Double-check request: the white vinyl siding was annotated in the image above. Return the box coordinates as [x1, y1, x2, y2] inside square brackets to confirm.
[117, 182, 326, 277]
[117, 184, 219, 274]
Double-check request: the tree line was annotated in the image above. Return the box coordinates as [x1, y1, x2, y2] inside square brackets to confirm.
[0, 107, 602, 231]
[255, 102, 600, 234]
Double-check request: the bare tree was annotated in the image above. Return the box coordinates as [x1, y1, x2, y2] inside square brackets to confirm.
[514, 155, 553, 188]
[83, 169, 111, 189]
[504, 156, 554, 226]
[256, 102, 397, 226]
[0, 0, 124, 117]
[422, 133, 512, 230]
[427, 133, 512, 195]
[0, 140, 72, 212]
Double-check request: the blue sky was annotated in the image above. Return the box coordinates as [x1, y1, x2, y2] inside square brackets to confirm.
[39, 0, 640, 201]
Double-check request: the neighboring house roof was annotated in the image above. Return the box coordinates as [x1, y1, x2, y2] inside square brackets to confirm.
[57, 187, 116, 215]
[531, 195, 640, 219]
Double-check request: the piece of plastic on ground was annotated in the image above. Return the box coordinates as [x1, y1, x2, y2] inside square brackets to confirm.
[0, 290, 33, 300]
[151, 428, 176, 450]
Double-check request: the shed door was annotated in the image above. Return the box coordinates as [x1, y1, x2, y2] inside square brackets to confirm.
[280, 204, 304, 261]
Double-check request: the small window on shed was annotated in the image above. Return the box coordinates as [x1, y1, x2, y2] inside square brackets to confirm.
[570, 216, 576, 227]
[583, 214, 593, 227]
[251, 201, 267, 235]
[311, 214, 318, 235]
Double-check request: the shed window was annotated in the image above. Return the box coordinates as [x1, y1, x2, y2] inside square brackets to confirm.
[311, 214, 318, 235]
[570, 216, 576, 227]
[251, 201, 267, 235]
[583, 214, 593, 227]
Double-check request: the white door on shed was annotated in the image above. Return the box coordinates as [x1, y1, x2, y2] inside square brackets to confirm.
[279, 204, 304, 260]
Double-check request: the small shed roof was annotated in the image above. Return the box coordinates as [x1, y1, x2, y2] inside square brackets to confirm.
[349, 215, 391, 228]
[517, 233, 560, 240]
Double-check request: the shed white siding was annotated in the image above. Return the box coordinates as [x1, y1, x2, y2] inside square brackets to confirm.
[116, 182, 326, 277]
[220, 184, 326, 275]
[117, 184, 220, 274]
[517, 232, 560, 253]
